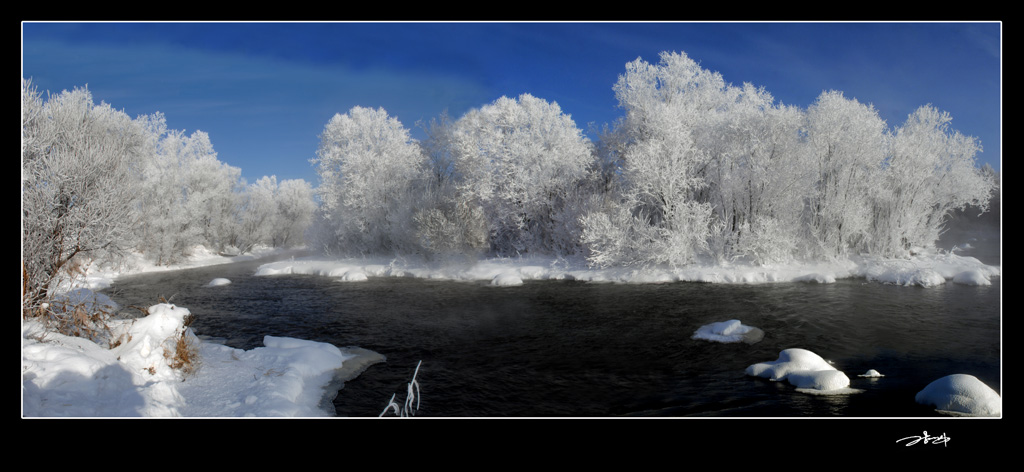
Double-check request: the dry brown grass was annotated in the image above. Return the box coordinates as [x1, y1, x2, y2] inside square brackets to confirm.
[40, 296, 116, 345]
[164, 329, 200, 378]
[164, 314, 200, 379]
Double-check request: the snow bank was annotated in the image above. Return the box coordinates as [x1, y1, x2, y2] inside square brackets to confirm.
[80, 245, 289, 289]
[254, 251, 997, 288]
[915, 374, 1001, 417]
[857, 252, 999, 287]
[746, 348, 859, 394]
[952, 269, 991, 286]
[692, 319, 764, 344]
[22, 298, 379, 417]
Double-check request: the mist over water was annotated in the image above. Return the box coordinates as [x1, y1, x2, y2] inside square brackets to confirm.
[103, 248, 1000, 417]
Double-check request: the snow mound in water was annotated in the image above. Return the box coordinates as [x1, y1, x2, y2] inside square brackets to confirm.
[858, 369, 885, 378]
[915, 374, 1001, 416]
[746, 348, 858, 394]
[794, 273, 836, 284]
[692, 319, 764, 344]
[339, 270, 368, 282]
[206, 278, 231, 287]
[491, 273, 524, 286]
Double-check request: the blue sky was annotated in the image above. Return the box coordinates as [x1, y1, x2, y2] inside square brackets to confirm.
[22, 22, 1001, 186]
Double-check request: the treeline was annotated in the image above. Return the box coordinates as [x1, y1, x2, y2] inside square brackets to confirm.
[22, 49, 997, 313]
[309, 51, 997, 267]
[22, 79, 316, 312]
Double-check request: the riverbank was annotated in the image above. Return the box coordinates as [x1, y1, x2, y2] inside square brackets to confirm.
[254, 248, 1000, 288]
[22, 244, 1000, 418]
[21, 245, 389, 418]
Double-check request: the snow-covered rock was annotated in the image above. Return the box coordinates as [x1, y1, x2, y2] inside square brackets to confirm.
[491, 273, 524, 286]
[915, 374, 1001, 416]
[746, 348, 857, 394]
[787, 369, 852, 392]
[206, 278, 231, 287]
[794, 273, 837, 284]
[692, 319, 764, 344]
[339, 270, 368, 282]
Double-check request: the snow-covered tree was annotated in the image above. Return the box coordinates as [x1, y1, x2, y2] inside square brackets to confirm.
[134, 117, 244, 264]
[702, 83, 813, 264]
[184, 133, 244, 252]
[235, 175, 278, 253]
[405, 111, 487, 260]
[803, 90, 888, 258]
[312, 106, 426, 255]
[870, 105, 995, 256]
[451, 93, 595, 256]
[22, 80, 147, 313]
[581, 52, 726, 267]
[271, 178, 317, 248]
[418, 109, 458, 189]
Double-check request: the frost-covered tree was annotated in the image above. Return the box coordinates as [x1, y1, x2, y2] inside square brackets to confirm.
[135, 117, 244, 264]
[134, 119, 194, 264]
[22, 80, 147, 313]
[582, 52, 994, 267]
[418, 110, 458, 189]
[702, 83, 813, 264]
[233, 176, 316, 250]
[234, 175, 278, 253]
[581, 52, 726, 267]
[803, 90, 888, 258]
[184, 135, 244, 252]
[271, 178, 316, 248]
[407, 111, 490, 261]
[312, 106, 426, 255]
[451, 93, 595, 256]
[870, 105, 995, 256]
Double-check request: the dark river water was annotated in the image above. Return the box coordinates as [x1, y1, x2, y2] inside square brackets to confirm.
[101, 250, 1000, 418]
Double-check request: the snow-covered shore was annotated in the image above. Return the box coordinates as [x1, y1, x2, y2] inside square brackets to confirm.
[22, 246, 1000, 418]
[22, 246, 387, 418]
[253, 249, 1000, 288]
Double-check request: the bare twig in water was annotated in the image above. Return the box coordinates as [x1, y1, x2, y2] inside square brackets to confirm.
[379, 360, 422, 417]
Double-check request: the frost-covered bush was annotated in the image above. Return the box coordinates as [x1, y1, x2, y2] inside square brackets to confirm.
[413, 199, 489, 261]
